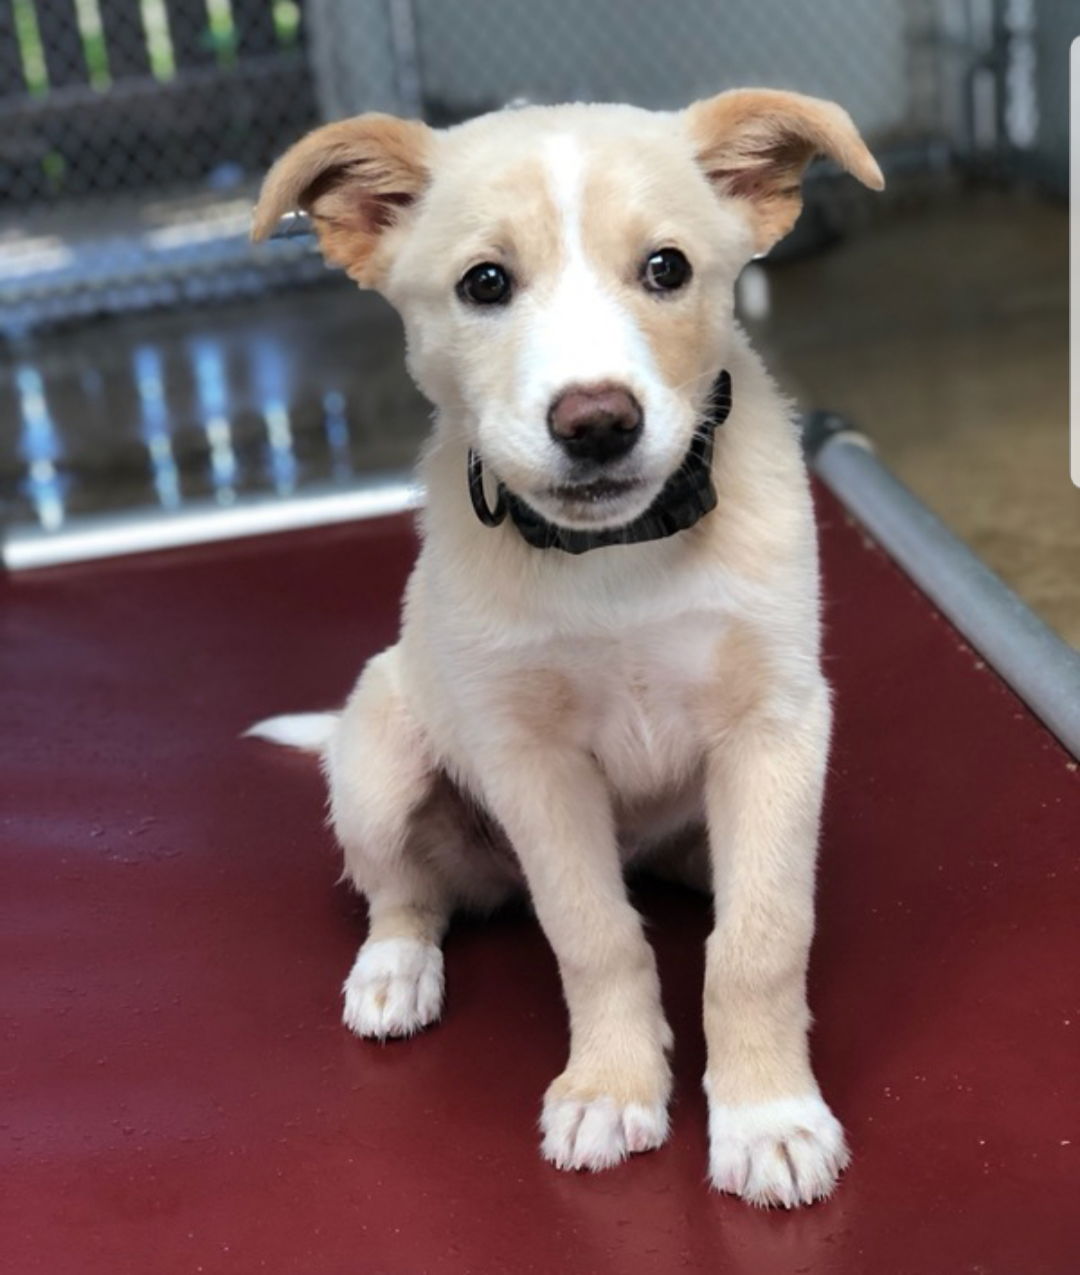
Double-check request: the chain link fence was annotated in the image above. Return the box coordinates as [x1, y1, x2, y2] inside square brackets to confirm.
[2, 1, 313, 203]
[1, 0, 1021, 336]
[0, 0, 323, 334]
[2, 1, 1072, 334]
[1025, 0, 1071, 192]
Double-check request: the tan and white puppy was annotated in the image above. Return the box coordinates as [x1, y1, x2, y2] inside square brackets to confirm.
[250, 90, 882, 1207]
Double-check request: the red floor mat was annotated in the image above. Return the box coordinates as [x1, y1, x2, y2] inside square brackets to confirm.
[4, 490, 1077, 1274]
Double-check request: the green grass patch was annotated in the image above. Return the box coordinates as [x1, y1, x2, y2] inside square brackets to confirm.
[140, 0, 176, 81]
[12, 0, 49, 95]
[273, 0, 300, 47]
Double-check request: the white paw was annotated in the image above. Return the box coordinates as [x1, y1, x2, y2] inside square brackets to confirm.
[341, 938, 444, 1040]
[541, 1094, 670, 1171]
[705, 1089, 850, 1208]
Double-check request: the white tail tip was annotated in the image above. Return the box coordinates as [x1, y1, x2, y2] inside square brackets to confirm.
[244, 712, 339, 752]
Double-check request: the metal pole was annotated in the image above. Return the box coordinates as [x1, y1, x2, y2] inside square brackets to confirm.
[807, 415, 1080, 760]
[2, 472, 421, 572]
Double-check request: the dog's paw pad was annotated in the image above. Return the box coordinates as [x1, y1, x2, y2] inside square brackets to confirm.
[706, 1090, 850, 1208]
[541, 1094, 669, 1171]
[342, 938, 444, 1040]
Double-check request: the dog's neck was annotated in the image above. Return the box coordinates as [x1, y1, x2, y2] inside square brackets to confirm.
[465, 371, 733, 555]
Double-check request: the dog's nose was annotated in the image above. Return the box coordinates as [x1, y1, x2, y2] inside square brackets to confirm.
[547, 383, 643, 464]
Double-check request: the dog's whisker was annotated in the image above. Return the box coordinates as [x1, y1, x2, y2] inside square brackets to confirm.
[669, 367, 721, 397]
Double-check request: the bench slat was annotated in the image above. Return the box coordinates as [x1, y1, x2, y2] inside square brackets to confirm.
[231, 0, 279, 56]
[0, 0, 27, 97]
[34, 0, 89, 88]
[98, 0, 152, 79]
[165, 0, 215, 68]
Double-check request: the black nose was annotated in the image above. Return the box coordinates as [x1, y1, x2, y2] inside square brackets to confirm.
[547, 383, 643, 464]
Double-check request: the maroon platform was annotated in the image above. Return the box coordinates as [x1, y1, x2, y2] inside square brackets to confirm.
[4, 491, 1077, 1274]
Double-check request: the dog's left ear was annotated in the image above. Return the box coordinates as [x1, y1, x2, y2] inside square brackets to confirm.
[684, 89, 884, 255]
[251, 114, 433, 286]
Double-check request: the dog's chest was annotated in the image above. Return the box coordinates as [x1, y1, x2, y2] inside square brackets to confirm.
[569, 618, 718, 797]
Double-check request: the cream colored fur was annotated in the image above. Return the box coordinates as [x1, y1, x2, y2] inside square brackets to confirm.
[250, 89, 882, 1206]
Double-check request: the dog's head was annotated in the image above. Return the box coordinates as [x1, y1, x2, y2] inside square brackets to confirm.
[254, 91, 881, 531]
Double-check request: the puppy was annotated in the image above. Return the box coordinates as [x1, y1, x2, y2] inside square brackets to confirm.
[250, 89, 882, 1207]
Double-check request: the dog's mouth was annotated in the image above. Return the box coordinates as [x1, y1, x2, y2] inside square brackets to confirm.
[532, 476, 653, 528]
[470, 371, 732, 551]
[546, 477, 643, 505]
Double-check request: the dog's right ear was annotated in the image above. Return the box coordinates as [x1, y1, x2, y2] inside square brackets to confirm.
[684, 89, 883, 255]
[251, 114, 433, 286]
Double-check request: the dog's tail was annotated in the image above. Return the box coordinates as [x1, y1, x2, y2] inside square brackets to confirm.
[244, 712, 340, 754]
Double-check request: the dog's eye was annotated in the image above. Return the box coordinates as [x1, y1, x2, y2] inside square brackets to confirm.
[457, 262, 513, 306]
[642, 248, 692, 294]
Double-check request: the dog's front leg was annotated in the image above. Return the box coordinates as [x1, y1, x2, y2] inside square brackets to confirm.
[703, 675, 849, 1206]
[476, 744, 672, 1171]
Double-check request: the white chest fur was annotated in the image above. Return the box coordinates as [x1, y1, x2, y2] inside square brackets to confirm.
[568, 615, 719, 799]
[410, 530, 769, 810]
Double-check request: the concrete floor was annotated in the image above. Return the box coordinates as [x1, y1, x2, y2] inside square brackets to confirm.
[2, 188, 1074, 644]
[754, 188, 1077, 646]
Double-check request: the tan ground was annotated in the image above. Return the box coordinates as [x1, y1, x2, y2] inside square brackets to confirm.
[752, 189, 1078, 647]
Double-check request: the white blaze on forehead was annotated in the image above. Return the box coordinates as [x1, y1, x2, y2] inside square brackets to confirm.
[520, 134, 659, 411]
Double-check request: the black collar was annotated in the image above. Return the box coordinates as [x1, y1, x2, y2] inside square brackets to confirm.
[467, 371, 732, 554]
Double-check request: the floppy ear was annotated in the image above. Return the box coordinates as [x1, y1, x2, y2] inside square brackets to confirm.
[684, 89, 884, 255]
[251, 114, 433, 285]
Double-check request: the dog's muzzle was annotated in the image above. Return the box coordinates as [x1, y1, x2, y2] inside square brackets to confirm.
[467, 370, 733, 554]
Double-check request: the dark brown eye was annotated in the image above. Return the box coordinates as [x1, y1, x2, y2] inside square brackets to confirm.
[642, 248, 692, 294]
[458, 262, 513, 306]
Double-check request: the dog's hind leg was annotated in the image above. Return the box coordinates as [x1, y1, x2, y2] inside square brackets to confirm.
[328, 647, 452, 1041]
